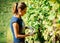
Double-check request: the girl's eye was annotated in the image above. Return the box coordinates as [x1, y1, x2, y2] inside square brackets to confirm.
[24, 11, 25, 12]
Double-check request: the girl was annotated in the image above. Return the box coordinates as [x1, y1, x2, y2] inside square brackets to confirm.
[10, 2, 31, 43]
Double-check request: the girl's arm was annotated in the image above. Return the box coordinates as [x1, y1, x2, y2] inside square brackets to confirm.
[13, 23, 30, 38]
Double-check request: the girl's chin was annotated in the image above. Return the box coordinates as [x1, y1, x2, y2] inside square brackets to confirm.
[19, 14, 23, 16]
[21, 14, 25, 16]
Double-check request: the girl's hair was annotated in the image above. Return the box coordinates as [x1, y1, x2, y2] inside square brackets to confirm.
[13, 2, 27, 14]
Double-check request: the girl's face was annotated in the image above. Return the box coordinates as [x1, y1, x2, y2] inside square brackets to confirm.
[18, 8, 27, 16]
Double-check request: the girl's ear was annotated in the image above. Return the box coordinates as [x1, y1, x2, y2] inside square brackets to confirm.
[18, 8, 22, 15]
[18, 8, 22, 12]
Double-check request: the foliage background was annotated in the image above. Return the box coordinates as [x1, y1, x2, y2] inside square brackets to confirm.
[0, 0, 60, 43]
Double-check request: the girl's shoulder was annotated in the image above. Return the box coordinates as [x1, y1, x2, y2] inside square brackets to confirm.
[11, 16, 19, 23]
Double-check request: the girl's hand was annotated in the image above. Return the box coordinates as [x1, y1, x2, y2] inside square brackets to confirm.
[25, 34, 30, 37]
[25, 33, 35, 37]
[28, 32, 35, 36]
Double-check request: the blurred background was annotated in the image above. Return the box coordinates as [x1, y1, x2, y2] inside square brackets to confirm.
[0, 0, 60, 43]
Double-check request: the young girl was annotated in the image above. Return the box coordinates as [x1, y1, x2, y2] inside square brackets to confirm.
[10, 2, 31, 43]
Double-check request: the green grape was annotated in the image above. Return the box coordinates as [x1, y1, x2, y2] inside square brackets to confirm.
[21, 0, 60, 42]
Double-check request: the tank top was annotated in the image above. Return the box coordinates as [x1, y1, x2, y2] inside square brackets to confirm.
[10, 16, 25, 43]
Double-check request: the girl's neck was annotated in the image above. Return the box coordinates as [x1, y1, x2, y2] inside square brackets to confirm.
[14, 14, 21, 18]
